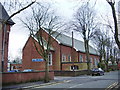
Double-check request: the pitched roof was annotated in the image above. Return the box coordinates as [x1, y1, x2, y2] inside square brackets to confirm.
[32, 35, 54, 51]
[50, 30, 99, 55]
[0, 3, 15, 25]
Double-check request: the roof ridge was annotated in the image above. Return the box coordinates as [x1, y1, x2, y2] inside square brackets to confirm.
[39, 28, 99, 55]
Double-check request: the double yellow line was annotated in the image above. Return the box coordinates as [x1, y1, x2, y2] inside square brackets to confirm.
[105, 82, 118, 90]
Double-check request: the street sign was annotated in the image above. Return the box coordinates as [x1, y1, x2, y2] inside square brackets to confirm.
[32, 59, 44, 62]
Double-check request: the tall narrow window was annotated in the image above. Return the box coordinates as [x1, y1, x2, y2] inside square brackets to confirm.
[94, 58, 98, 66]
[97, 58, 99, 64]
[48, 52, 52, 65]
[84, 56, 87, 62]
[79, 55, 83, 62]
[68, 55, 71, 62]
[62, 54, 66, 62]
[90, 57, 92, 63]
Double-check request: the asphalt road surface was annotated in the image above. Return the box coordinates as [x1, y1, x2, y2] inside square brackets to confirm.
[31, 71, 119, 89]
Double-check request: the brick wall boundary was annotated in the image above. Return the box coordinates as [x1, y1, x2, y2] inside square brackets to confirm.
[2, 71, 54, 85]
[54, 70, 91, 76]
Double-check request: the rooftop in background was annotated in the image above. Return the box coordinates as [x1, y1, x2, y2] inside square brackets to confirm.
[0, 3, 15, 25]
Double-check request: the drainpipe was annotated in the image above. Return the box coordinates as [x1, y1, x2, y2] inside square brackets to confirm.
[71, 31, 75, 72]
[60, 45, 62, 71]
[1, 23, 6, 72]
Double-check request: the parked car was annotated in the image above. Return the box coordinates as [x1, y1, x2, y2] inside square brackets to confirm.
[8, 69, 21, 72]
[91, 68, 104, 76]
[23, 69, 34, 72]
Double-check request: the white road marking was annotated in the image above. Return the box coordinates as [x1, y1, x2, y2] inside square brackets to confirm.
[105, 82, 118, 90]
[25, 80, 72, 89]
[69, 84, 83, 88]
[64, 80, 72, 83]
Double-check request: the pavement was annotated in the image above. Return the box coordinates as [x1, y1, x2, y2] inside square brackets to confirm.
[2, 77, 67, 90]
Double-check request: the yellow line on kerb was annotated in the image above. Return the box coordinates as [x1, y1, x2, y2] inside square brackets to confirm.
[105, 82, 118, 90]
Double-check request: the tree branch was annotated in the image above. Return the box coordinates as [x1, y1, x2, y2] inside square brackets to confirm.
[5, 0, 36, 24]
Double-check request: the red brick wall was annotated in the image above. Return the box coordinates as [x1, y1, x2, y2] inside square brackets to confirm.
[4, 25, 10, 72]
[40, 29, 61, 70]
[78, 51, 99, 68]
[89, 54, 99, 68]
[78, 52, 85, 62]
[2, 71, 54, 84]
[0, 23, 2, 71]
[22, 29, 62, 71]
[22, 37, 53, 71]
[60, 45, 72, 62]
[60, 45, 80, 70]
[0, 24, 11, 72]
[51, 40, 61, 70]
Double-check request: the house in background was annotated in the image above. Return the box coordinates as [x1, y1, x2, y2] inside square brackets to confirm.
[0, 3, 15, 72]
[8, 61, 22, 71]
[22, 28, 100, 73]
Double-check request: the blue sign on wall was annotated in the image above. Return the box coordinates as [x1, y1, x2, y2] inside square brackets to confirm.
[32, 59, 44, 62]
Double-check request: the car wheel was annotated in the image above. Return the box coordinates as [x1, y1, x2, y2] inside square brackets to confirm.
[98, 73, 101, 76]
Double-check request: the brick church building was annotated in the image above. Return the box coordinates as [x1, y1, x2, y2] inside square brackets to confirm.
[0, 3, 15, 72]
[22, 28, 100, 72]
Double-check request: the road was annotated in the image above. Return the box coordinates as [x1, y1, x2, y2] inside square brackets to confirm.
[30, 71, 119, 89]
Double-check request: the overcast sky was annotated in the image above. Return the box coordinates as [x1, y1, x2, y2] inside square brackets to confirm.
[6, 0, 119, 60]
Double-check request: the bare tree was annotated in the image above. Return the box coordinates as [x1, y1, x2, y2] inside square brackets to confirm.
[106, 0, 120, 49]
[92, 27, 112, 71]
[12, 57, 22, 64]
[93, 23, 119, 71]
[71, 2, 97, 74]
[21, 2, 64, 83]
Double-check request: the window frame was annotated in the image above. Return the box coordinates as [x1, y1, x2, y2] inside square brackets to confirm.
[79, 55, 83, 62]
[94, 58, 98, 66]
[68, 55, 71, 62]
[48, 52, 52, 66]
[84, 56, 87, 62]
[62, 54, 66, 62]
[90, 57, 92, 63]
[70, 65, 79, 71]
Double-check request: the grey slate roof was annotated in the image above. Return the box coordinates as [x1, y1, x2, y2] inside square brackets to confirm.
[0, 3, 15, 25]
[51, 31, 99, 55]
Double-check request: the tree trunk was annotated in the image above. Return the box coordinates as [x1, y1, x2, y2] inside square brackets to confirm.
[84, 40, 91, 75]
[44, 58, 49, 83]
[111, 5, 120, 50]
[103, 50, 108, 72]
[99, 55, 102, 63]
[107, 2, 120, 49]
